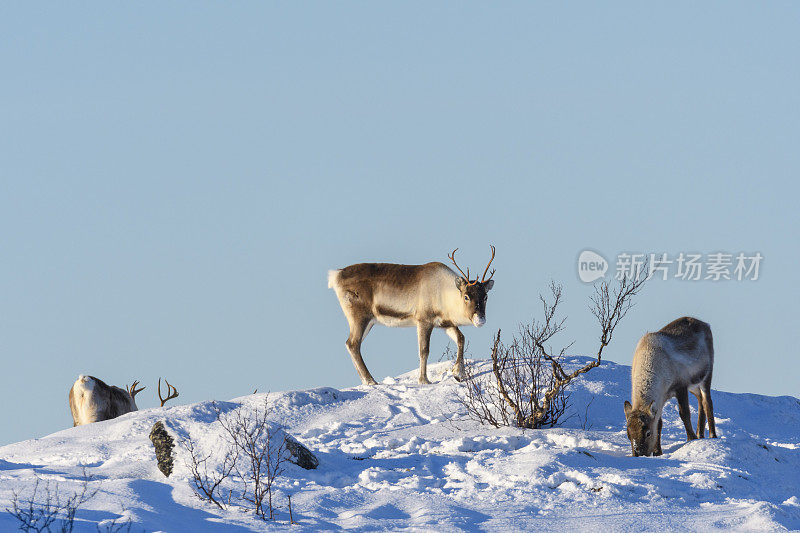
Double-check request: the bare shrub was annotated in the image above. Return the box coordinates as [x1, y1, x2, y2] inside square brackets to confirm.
[578, 396, 595, 431]
[218, 399, 287, 521]
[460, 327, 571, 428]
[460, 275, 645, 429]
[183, 433, 238, 510]
[287, 494, 296, 525]
[184, 398, 288, 521]
[5, 469, 96, 533]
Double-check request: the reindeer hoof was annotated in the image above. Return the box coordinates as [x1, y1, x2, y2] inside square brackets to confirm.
[418, 377, 432, 385]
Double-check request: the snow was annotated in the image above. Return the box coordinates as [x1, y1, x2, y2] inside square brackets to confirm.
[1, 357, 799, 532]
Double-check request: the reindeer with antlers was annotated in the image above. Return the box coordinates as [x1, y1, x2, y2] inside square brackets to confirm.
[68, 375, 145, 426]
[328, 246, 496, 385]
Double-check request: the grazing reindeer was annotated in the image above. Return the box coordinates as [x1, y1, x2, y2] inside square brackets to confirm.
[624, 317, 717, 457]
[329, 246, 496, 385]
[68, 375, 145, 426]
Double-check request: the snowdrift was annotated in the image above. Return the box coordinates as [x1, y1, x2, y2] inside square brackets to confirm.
[1, 358, 798, 532]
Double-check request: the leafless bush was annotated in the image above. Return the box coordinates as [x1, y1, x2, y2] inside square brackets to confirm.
[460, 275, 645, 429]
[459, 327, 571, 428]
[183, 433, 238, 510]
[218, 399, 287, 521]
[5, 469, 96, 533]
[578, 396, 595, 430]
[184, 398, 288, 521]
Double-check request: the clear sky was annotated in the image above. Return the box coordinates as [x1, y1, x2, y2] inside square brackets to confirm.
[1, 3, 798, 446]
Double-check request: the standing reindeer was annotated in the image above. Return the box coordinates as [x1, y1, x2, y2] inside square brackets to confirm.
[624, 316, 717, 457]
[68, 375, 145, 426]
[328, 246, 496, 385]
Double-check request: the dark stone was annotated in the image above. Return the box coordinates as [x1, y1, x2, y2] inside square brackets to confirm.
[149, 421, 175, 477]
[283, 434, 318, 470]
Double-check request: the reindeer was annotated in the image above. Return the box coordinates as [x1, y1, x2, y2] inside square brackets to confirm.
[328, 246, 496, 385]
[68, 375, 145, 426]
[624, 316, 717, 457]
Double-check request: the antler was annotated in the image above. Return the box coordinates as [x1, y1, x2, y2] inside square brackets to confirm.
[449, 246, 496, 285]
[448, 248, 476, 285]
[481, 245, 496, 283]
[158, 378, 179, 407]
[126, 380, 145, 399]
[448, 248, 471, 281]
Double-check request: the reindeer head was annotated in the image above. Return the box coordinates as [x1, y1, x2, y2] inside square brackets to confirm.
[624, 400, 659, 457]
[449, 245, 496, 327]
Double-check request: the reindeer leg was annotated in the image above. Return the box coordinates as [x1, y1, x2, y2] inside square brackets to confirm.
[654, 418, 663, 456]
[676, 386, 698, 441]
[445, 326, 465, 380]
[702, 377, 717, 438]
[417, 323, 434, 385]
[692, 389, 706, 438]
[346, 317, 377, 386]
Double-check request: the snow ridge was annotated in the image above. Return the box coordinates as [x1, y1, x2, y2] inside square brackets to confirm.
[1, 358, 798, 532]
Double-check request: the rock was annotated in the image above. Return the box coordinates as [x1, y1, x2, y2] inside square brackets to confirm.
[283, 433, 318, 470]
[149, 421, 175, 477]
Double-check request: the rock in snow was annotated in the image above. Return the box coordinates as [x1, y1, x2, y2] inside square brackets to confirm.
[149, 421, 175, 478]
[283, 433, 319, 470]
[0, 358, 798, 531]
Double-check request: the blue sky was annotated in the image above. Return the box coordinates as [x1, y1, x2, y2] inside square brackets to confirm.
[1, 3, 798, 445]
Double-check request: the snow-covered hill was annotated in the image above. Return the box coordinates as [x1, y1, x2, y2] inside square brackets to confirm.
[1, 358, 799, 532]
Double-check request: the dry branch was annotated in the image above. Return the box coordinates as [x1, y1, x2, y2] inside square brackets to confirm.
[460, 275, 645, 430]
[531, 275, 646, 426]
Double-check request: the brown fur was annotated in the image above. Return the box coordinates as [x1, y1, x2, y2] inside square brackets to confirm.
[68, 375, 138, 426]
[329, 261, 494, 385]
[624, 316, 716, 457]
